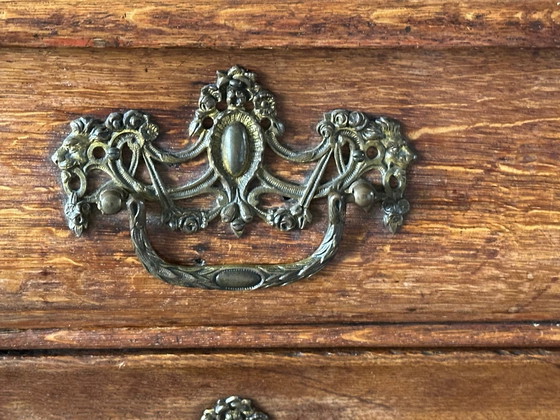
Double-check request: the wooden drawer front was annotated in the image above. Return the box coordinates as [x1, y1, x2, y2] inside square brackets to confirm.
[1, 1, 559, 49]
[1, 1, 560, 418]
[1, 47, 560, 340]
[1, 351, 560, 419]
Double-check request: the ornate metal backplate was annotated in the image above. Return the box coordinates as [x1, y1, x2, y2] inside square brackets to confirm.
[52, 65, 416, 290]
[201, 396, 269, 420]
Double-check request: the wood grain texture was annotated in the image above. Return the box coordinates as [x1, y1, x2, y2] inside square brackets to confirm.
[1, 350, 559, 419]
[1, 1, 560, 49]
[2, 323, 560, 350]
[1, 47, 560, 332]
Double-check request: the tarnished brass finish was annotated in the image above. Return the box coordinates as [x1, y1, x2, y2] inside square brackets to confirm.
[201, 396, 269, 420]
[52, 66, 416, 290]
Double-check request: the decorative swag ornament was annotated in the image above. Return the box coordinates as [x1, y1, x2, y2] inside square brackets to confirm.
[52, 65, 416, 290]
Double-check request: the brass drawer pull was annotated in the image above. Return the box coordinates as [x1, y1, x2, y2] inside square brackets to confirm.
[202, 396, 269, 420]
[52, 66, 416, 290]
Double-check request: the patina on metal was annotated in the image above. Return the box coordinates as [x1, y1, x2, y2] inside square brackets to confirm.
[52, 65, 416, 290]
[201, 396, 269, 420]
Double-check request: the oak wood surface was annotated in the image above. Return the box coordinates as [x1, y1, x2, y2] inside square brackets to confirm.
[1, 350, 559, 419]
[2, 3, 559, 417]
[1, 1, 559, 49]
[2, 322, 560, 350]
[1, 47, 559, 333]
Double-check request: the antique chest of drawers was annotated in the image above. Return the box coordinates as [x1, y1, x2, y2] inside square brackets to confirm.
[1, 1, 560, 418]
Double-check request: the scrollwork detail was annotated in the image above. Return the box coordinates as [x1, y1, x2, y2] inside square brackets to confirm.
[53, 65, 416, 289]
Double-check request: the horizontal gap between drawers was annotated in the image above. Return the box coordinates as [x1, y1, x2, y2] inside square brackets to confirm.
[1, 321, 559, 350]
